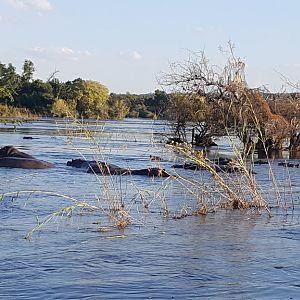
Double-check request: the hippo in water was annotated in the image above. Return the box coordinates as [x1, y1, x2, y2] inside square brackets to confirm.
[0, 157, 54, 169]
[0, 146, 54, 169]
[127, 167, 170, 177]
[0, 145, 35, 159]
[67, 159, 130, 175]
[67, 158, 171, 177]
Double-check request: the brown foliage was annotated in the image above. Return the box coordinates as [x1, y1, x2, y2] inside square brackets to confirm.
[267, 93, 300, 151]
[241, 90, 290, 150]
[161, 45, 295, 151]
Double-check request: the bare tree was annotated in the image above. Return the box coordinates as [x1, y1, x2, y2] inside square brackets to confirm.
[160, 43, 292, 155]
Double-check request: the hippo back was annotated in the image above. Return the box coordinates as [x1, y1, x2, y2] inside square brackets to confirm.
[0, 157, 54, 169]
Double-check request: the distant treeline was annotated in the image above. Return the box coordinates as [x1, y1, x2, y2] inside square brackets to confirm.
[0, 59, 170, 120]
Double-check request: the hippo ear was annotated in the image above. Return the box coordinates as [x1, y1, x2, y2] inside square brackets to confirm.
[9, 146, 18, 156]
[7, 147, 13, 155]
[2, 146, 13, 155]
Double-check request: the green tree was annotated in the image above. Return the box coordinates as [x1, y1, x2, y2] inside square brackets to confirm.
[16, 80, 54, 114]
[0, 62, 20, 104]
[51, 98, 75, 117]
[76, 80, 109, 118]
[145, 90, 169, 118]
[60, 78, 84, 112]
[0, 87, 14, 103]
[49, 78, 63, 100]
[21, 60, 35, 83]
[108, 94, 130, 119]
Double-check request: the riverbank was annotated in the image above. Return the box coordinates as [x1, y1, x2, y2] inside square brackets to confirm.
[0, 104, 37, 122]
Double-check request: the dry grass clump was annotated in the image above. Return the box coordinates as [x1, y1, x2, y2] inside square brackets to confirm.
[169, 142, 272, 217]
[0, 104, 36, 122]
[57, 117, 164, 232]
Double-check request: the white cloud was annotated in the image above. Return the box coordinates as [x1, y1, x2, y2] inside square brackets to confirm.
[29, 46, 92, 61]
[132, 50, 142, 61]
[119, 50, 142, 61]
[83, 50, 92, 57]
[59, 47, 75, 55]
[194, 26, 204, 32]
[194, 25, 217, 33]
[7, 0, 53, 11]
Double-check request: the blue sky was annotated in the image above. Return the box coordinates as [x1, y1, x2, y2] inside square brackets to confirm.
[0, 0, 300, 93]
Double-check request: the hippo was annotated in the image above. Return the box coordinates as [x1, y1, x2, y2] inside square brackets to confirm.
[67, 159, 95, 168]
[129, 167, 170, 177]
[172, 158, 232, 171]
[0, 146, 54, 169]
[67, 159, 171, 177]
[254, 160, 269, 165]
[172, 162, 204, 170]
[278, 162, 299, 168]
[0, 157, 54, 169]
[0, 145, 35, 159]
[67, 159, 125, 173]
[171, 157, 249, 174]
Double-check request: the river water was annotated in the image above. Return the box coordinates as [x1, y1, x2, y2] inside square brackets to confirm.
[0, 118, 299, 299]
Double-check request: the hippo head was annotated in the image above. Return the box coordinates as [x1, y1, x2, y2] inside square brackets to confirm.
[0, 146, 17, 158]
[67, 159, 87, 168]
[0, 146, 35, 159]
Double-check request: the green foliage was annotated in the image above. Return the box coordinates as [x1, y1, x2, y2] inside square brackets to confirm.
[108, 92, 169, 119]
[21, 60, 35, 83]
[16, 80, 54, 114]
[107, 97, 130, 120]
[49, 78, 63, 100]
[0, 87, 14, 104]
[51, 99, 75, 117]
[76, 80, 109, 118]
[0, 59, 173, 120]
[61, 78, 84, 104]
[144, 90, 169, 118]
[0, 62, 20, 104]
